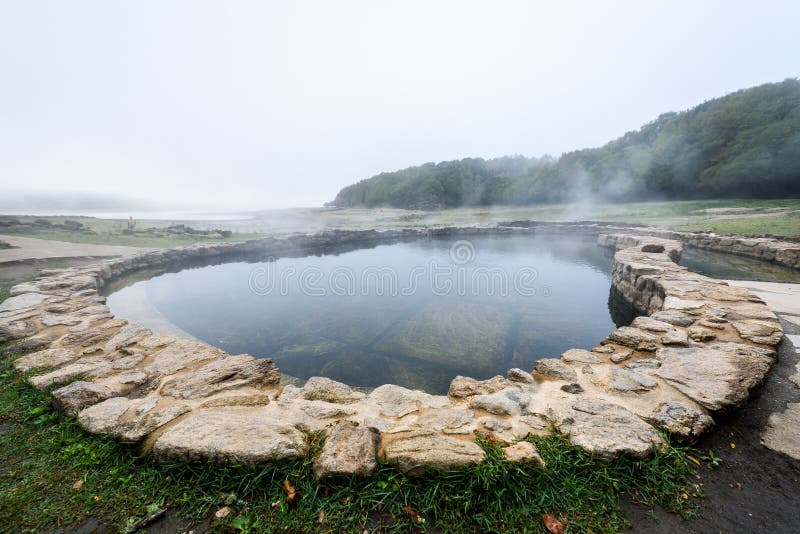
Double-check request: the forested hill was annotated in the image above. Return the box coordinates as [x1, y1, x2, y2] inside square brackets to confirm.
[332, 79, 800, 209]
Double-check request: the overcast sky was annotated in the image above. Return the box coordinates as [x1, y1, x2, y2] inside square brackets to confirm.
[1, 1, 798, 211]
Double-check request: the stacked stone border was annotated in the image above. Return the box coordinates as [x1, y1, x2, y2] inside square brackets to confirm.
[0, 224, 789, 477]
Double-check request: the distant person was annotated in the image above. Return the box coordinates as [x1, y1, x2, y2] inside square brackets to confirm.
[128, 216, 136, 230]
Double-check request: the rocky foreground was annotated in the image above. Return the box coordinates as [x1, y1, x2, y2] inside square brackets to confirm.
[0, 226, 789, 479]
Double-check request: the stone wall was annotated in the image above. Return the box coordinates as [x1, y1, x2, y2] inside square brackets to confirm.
[0, 226, 786, 478]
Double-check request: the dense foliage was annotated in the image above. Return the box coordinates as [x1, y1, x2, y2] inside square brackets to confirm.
[333, 79, 800, 209]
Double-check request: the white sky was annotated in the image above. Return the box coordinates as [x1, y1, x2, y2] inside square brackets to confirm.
[1, 1, 798, 210]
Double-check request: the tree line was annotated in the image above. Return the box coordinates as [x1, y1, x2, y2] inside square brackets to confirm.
[332, 79, 800, 209]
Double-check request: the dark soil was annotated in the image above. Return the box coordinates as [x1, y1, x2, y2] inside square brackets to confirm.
[623, 316, 800, 533]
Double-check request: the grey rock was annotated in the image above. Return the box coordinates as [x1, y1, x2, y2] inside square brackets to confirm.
[153, 412, 307, 465]
[301, 376, 364, 404]
[507, 368, 535, 383]
[534, 359, 578, 382]
[112, 403, 191, 442]
[369, 384, 447, 417]
[631, 317, 674, 333]
[0, 320, 37, 342]
[647, 401, 713, 438]
[104, 323, 151, 352]
[609, 349, 633, 363]
[561, 349, 598, 364]
[654, 343, 774, 412]
[502, 441, 545, 466]
[313, 421, 380, 478]
[77, 397, 133, 434]
[382, 431, 486, 474]
[551, 399, 665, 460]
[661, 329, 690, 346]
[52, 381, 115, 415]
[0, 292, 47, 313]
[414, 408, 474, 431]
[608, 327, 659, 352]
[469, 389, 529, 416]
[448, 375, 510, 398]
[29, 360, 108, 390]
[13, 348, 77, 372]
[160, 355, 280, 399]
[609, 368, 658, 392]
[560, 383, 584, 394]
[731, 320, 783, 346]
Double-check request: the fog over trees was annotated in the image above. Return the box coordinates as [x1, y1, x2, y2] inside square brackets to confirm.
[333, 80, 800, 209]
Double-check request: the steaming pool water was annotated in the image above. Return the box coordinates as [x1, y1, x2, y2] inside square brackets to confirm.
[106, 235, 623, 394]
[105, 234, 800, 394]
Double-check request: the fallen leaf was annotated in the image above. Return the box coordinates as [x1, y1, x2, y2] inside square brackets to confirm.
[730, 442, 736, 449]
[318, 510, 325, 523]
[542, 514, 565, 534]
[215, 506, 231, 519]
[94, 495, 100, 502]
[282, 479, 301, 508]
[681, 493, 689, 500]
[403, 505, 425, 523]
[687, 455, 701, 465]
[72, 480, 84, 490]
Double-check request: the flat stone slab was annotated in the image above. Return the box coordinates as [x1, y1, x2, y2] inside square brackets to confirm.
[551, 399, 665, 460]
[153, 412, 307, 465]
[761, 403, 800, 460]
[382, 430, 486, 474]
[654, 343, 774, 412]
[13, 348, 77, 372]
[0, 293, 47, 313]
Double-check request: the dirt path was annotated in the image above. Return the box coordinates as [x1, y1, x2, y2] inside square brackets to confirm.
[626, 282, 800, 533]
[0, 234, 155, 264]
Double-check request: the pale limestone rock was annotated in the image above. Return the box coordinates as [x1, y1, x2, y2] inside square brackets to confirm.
[654, 343, 774, 412]
[550, 399, 665, 460]
[41, 314, 83, 326]
[502, 441, 545, 466]
[609, 349, 633, 363]
[731, 320, 783, 346]
[369, 384, 447, 417]
[561, 349, 598, 364]
[200, 392, 271, 409]
[0, 292, 47, 313]
[29, 360, 109, 390]
[382, 431, 486, 474]
[160, 355, 280, 399]
[609, 368, 658, 392]
[688, 327, 717, 342]
[448, 375, 510, 398]
[661, 329, 689, 346]
[507, 368, 535, 383]
[647, 401, 713, 438]
[534, 359, 578, 382]
[104, 323, 151, 351]
[0, 320, 37, 342]
[112, 403, 190, 442]
[663, 297, 705, 312]
[631, 317, 674, 333]
[297, 400, 356, 419]
[313, 421, 379, 478]
[469, 389, 530, 416]
[608, 327, 659, 352]
[153, 412, 307, 465]
[2, 334, 54, 356]
[592, 345, 615, 354]
[414, 408, 474, 431]
[143, 340, 222, 374]
[78, 397, 133, 434]
[13, 348, 77, 372]
[52, 381, 115, 415]
[301, 376, 364, 404]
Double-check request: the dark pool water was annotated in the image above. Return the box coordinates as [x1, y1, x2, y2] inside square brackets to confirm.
[107, 235, 619, 393]
[679, 247, 800, 283]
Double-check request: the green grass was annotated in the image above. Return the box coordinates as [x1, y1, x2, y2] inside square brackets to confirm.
[672, 212, 800, 236]
[0, 344, 702, 533]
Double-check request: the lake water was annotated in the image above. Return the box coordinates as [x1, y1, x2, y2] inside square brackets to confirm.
[106, 234, 622, 393]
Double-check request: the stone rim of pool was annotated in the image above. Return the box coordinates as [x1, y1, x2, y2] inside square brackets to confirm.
[2, 223, 791, 477]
